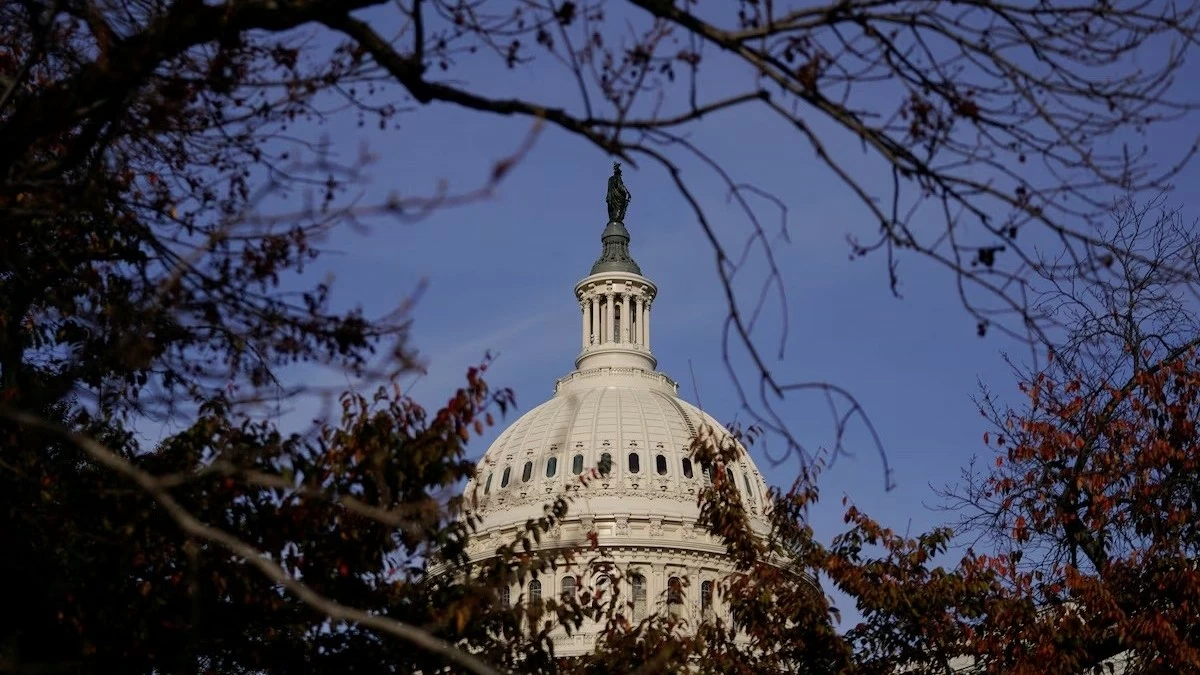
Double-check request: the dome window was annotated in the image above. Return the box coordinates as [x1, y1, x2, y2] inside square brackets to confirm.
[500, 586, 511, 609]
[628, 452, 640, 474]
[667, 576, 684, 615]
[572, 454, 584, 475]
[701, 580, 713, 615]
[681, 458, 694, 479]
[522, 461, 533, 482]
[561, 575, 577, 600]
[725, 466, 735, 487]
[656, 454, 668, 475]
[631, 574, 647, 620]
[599, 452, 613, 476]
[743, 473, 755, 502]
[501, 467, 511, 488]
[484, 472, 493, 494]
[701, 461, 713, 483]
[529, 579, 542, 603]
[546, 456, 558, 478]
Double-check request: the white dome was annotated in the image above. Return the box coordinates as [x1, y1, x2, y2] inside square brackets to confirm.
[465, 366, 772, 535]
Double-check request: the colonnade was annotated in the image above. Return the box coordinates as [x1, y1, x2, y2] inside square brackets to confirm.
[580, 286, 651, 350]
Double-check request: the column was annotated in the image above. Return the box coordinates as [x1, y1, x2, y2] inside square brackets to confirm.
[622, 293, 631, 343]
[688, 565, 702, 615]
[581, 298, 589, 350]
[590, 295, 599, 345]
[605, 292, 615, 345]
[651, 563, 665, 614]
[643, 300, 651, 350]
[634, 296, 643, 347]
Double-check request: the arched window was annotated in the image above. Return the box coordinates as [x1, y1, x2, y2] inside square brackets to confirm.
[561, 575, 577, 600]
[631, 574, 647, 620]
[599, 452, 612, 476]
[484, 472, 493, 494]
[628, 452, 640, 474]
[656, 454, 668, 475]
[500, 466, 511, 488]
[701, 580, 713, 615]
[701, 461, 713, 483]
[725, 466, 735, 487]
[572, 453, 584, 475]
[682, 458, 694, 479]
[743, 473, 755, 503]
[546, 456, 558, 478]
[500, 586, 511, 609]
[667, 576, 684, 616]
[522, 461, 533, 482]
[529, 579, 542, 603]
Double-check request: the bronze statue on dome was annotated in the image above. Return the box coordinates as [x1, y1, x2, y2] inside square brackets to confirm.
[606, 161, 631, 223]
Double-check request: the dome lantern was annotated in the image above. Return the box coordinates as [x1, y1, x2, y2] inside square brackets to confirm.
[575, 163, 657, 372]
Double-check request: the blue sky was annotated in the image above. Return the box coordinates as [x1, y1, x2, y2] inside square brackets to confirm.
[241, 4, 1200, 626]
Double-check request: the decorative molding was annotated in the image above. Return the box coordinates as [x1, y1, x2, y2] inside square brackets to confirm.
[554, 366, 677, 393]
[614, 516, 630, 537]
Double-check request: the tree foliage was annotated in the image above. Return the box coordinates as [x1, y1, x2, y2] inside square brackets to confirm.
[937, 200, 1200, 673]
[2, 1, 1200, 674]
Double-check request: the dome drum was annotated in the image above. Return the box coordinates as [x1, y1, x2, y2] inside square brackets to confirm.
[490, 545, 738, 657]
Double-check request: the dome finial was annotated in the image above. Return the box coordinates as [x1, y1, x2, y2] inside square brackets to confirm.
[606, 161, 631, 223]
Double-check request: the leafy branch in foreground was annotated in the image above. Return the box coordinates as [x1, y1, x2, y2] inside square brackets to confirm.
[1, 406, 503, 675]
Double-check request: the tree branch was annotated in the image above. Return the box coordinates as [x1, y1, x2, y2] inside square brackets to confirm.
[0, 408, 504, 675]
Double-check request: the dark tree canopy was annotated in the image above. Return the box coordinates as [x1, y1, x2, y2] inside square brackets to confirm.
[2, 1, 1199, 674]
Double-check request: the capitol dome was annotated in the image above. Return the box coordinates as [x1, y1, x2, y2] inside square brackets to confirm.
[460, 164, 773, 657]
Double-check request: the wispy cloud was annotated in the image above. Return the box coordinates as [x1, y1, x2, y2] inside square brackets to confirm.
[404, 305, 569, 401]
